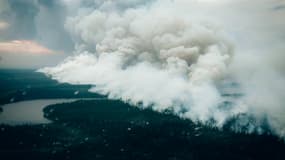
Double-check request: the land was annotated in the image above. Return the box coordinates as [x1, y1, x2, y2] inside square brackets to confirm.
[0, 69, 103, 105]
[0, 69, 285, 160]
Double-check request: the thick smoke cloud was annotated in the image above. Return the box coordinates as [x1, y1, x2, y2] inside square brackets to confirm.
[40, 0, 285, 138]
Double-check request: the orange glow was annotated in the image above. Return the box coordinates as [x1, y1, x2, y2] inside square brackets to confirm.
[0, 40, 56, 54]
[0, 21, 9, 31]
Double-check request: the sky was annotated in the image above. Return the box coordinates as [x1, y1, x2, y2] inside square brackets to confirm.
[0, 0, 284, 69]
[0, 0, 73, 68]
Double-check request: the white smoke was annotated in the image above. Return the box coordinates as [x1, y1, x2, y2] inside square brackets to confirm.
[39, 0, 285, 138]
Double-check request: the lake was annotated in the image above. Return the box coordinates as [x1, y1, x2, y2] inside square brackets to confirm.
[0, 99, 77, 125]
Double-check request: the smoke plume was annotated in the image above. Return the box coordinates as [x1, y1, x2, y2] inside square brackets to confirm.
[39, 0, 285, 138]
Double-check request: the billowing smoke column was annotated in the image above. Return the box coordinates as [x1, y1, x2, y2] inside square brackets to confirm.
[40, 0, 285, 138]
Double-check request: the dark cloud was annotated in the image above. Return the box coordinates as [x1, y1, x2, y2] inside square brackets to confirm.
[35, 0, 74, 52]
[0, 0, 74, 52]
[273, 4, 285, 11]
[38, 0, 55, 7]
[0, 0, 38, 40]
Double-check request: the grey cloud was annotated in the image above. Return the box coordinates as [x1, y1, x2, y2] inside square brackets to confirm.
[0, 0, 74, 52]
[35, 0, 74, 52]
[272, 5, 285, 10]
[0, 0, 38, 40]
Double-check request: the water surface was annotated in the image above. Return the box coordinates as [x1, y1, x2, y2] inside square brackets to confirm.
[0, 99, 77, 125]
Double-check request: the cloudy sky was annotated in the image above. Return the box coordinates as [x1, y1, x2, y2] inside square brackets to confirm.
[0, 0, 285, 69]
[0, 0, 73, 68]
